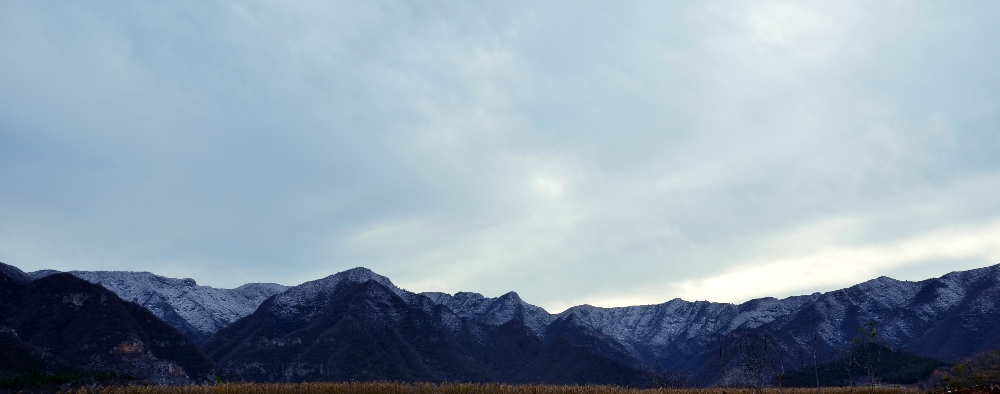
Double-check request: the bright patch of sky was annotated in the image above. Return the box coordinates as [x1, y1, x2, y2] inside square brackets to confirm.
[2, 1, 999, 312]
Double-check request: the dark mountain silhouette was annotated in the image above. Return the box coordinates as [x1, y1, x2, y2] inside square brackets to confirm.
[204, 269, 654, 386]
[0, 326, 137, 391]
[8, 260, 1000, 387]
[206, 279, 488, 382]
[0, 324, 81, 376]
[0, 263, 216, 385]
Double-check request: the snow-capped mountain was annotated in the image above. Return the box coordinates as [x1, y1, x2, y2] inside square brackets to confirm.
[27, 269, 288, 344]
[203, 267, 656, 385]
[8, 260, 1000, 385]
[420, 264, 1000, 379]
[525, 265, 1000, 379]
[551, 291, 844, 365]
[420, 291, 556, 334]
[267, 267, 407, 322]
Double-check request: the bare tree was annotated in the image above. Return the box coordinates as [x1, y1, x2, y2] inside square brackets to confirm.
[716, 333, 737, 393]
[768, 337, 792, 394]
[737, 331, 776, 394]
[839, 343, 856, 394]
[857, 321, 881, 394]
[811, 330, 822, 394]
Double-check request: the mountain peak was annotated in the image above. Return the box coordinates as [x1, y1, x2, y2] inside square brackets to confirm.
[498, 291, 523, 302]
[269, 267, 410, 321]
[339, 266, 377, 276]
[325, 267, 395, 287]
[295, 267, 402, 297]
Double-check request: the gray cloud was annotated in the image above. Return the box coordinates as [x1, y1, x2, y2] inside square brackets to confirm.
[1, 1, 999, 311]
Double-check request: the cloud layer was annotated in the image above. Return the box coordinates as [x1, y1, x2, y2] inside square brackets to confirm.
[1, 1, 999, 311]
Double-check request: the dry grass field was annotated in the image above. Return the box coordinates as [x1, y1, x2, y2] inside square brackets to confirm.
[61, 383, 920, 394]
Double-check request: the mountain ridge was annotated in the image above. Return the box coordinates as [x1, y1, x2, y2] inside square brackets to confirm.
[7, 261, 1000, 385]
[201, 269, 655, 385]
[23, 268, 288, 344]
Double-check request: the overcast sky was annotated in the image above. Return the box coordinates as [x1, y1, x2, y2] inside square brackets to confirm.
[2, 1, 999, 312]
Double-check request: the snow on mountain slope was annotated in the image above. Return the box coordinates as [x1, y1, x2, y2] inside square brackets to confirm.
[14, 261, 1000, 369]
[779, 276, 925, 346]
[268, 267, 413, 321]
[29, 270, 288, 344]
[552, 266, 1000, 365]
[421, 291, 556, 334]
[417, 264, 1000, 365]
[248, 267, 476, 338]
[25, 269, 59, 280]
[556, 295, 818, 361]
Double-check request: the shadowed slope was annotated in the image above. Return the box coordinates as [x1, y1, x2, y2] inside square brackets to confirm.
[0, 267, 216, 384]
[206, 279, 488, 382]
[205, 269, 655, 386]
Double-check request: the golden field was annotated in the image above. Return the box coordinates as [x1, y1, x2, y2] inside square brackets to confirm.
[62, 383, 919, 394]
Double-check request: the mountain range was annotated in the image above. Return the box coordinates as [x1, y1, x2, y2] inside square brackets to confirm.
[23, 269, 287, 344]
[4, 262, 1000, 386]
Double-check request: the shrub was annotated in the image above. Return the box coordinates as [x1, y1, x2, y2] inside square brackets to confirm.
[947, 349, 1000, 389]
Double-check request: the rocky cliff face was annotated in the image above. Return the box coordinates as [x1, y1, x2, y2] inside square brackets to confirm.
[0, 264, 216, 385]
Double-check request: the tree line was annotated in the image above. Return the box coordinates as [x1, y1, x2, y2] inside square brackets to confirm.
[650, 321, 995, 391]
